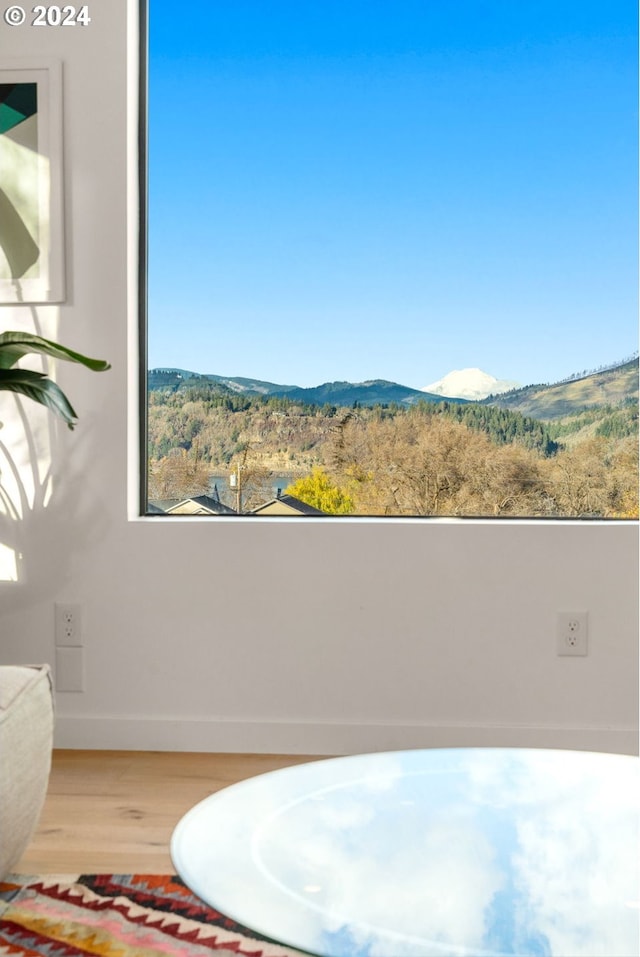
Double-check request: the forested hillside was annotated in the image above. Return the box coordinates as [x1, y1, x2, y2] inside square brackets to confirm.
[147, 366, 638, 517]
[487, 359, 638, 419]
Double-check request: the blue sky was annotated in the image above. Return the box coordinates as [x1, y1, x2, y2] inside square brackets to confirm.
[148, 1, 637, 390]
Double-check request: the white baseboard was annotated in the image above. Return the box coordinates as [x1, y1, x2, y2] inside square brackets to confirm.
[53, 714, 639, 756]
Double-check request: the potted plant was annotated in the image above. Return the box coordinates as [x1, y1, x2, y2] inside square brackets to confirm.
[0, 330, 110, 428]
[0, 331, 109, 879]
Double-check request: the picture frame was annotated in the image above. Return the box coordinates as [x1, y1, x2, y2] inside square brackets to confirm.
[0, 59, 65, 304]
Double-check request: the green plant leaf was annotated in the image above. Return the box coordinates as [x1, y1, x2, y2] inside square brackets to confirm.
[0, 368, 79, 429]
[0, 331, 111, 371]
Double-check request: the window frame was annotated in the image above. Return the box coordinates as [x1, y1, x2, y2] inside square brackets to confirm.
[137, 0, 637, 523]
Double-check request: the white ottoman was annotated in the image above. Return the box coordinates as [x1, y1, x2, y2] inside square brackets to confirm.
[0, 665, 54, 879]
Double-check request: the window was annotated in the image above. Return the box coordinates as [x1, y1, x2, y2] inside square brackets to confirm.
[142, 1, 638, 519]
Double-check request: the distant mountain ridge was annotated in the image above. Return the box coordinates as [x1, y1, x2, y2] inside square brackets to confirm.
[148, 356, 638, 419]
[148, 369, 458, 407]
[272, 379, 454, 407]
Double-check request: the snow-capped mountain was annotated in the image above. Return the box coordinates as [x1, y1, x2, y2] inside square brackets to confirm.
[422, 368, 520, 401]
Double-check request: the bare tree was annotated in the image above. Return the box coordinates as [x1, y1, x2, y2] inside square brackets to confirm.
[148, 444, 211, 501]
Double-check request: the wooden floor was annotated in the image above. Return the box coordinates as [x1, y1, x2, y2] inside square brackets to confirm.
[15, 750, 323, 875]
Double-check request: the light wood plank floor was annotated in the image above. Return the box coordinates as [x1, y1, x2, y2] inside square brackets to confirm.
[16, 750, 325, 875]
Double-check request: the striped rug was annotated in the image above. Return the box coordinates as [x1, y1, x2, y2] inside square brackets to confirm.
[0, 874, 305, 956]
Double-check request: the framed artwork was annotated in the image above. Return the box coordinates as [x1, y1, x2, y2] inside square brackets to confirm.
[0, 59, 64, 304]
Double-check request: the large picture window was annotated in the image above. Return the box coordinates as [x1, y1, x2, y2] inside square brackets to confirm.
[143, 1, 638, 518]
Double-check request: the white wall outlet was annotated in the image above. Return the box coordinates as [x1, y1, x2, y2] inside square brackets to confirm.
[55, 646, 85, 692]
[557, 611, 588, 656]
[55, 602, 83, 647]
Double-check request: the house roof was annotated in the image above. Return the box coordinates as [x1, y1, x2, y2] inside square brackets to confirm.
[147, 501, 168, 513]
[251, 493, 326, 516]
[163, 495, 237, 516]
[150, 493, 324, 517]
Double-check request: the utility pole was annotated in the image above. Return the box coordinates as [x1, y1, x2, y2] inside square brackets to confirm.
[229, 463, 243, 514]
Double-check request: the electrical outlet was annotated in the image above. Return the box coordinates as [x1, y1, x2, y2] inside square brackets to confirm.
[557, 611, 588, 656]
[55, 602, 83, 647]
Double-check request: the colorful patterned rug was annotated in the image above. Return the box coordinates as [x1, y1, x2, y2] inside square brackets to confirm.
[0, 874, 306, 956]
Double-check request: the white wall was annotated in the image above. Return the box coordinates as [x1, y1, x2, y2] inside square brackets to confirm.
[0, 1, 637, 756]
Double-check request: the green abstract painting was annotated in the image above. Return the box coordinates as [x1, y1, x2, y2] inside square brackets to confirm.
[0, 63, 64, 303]
[0, 83, 40, 283]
